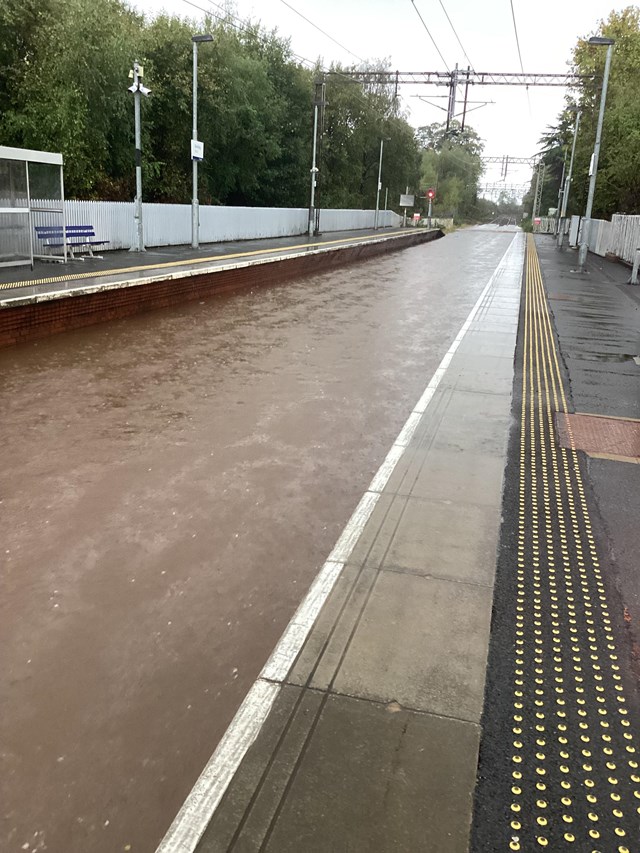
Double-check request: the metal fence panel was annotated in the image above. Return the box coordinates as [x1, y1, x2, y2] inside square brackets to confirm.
[533, 217, 556, 234]
[609, 214, 640, 263]
[587, 219, 612, 257]
[56, 201, 402, 251]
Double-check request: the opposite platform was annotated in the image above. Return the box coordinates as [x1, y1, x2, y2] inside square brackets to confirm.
[0, 228, 441, 347]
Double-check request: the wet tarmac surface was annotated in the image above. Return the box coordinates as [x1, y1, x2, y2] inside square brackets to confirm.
[1, 228, 514, 853]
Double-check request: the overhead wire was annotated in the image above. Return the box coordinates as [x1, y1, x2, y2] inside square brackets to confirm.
[410, 0, 450, 72]
[182, 0, 389, 116]
[437, 0, 474, 70]
[508, 0, 532, 115]
[182, 0, 316, 67]
[509, 0, 525, 74]
[277, 0, 365, 64]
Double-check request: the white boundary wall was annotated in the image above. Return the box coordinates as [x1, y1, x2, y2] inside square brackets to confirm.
[59, 201, 402, 251]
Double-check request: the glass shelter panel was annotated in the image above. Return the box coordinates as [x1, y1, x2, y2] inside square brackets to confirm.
[0, 211, 31, 265]
[0, 159, 28, 207]
[0, 158, 31, 267]
[29, 161, 63, 203]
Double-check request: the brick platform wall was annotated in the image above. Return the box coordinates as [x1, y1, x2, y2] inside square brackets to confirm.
[0, 230, 441, 348]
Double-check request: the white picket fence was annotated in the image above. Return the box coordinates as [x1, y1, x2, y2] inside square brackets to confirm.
[534, 213, 640, 263]
[534, 213, 640, 264]
[59, 201, 402, 251]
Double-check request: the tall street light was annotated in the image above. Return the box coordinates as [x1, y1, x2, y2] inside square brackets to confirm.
[557, 109, 581, 249]
[192, 34, 213, 250]
[374, 138, 390, 230]
[578, 36, 614, 272]
[308, 80, 326, 238]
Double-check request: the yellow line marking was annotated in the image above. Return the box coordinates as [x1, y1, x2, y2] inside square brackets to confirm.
[0, 230, 408, 292]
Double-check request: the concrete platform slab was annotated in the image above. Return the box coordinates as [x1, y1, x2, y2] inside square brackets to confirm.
[332, 570, 493, 721]
[369, 495, 500, 585]
[456, 331, 518, 358]
[197, 689, 480, 853]
[387, 446, 506, 507]
[288, 565, 376, 692]
[438, 353, 515, 395]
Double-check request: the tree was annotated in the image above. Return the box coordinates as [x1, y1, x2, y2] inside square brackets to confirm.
[0, 0, 141, 197]
[539, 7, 640, 219]
[320, 63, 421, 210]
[416, 120, 484, 219]
[0, 1, 419, 210]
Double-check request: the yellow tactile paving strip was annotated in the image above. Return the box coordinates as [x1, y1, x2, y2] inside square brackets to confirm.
[0, 231, 405, 292]
[507, 236, 640, 851]
[473, 235, 640, 851]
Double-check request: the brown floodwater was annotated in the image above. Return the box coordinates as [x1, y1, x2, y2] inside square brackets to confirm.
[1, 229, 514, 852]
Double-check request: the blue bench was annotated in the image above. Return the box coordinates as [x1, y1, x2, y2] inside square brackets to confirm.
[34, 224, 109, 260]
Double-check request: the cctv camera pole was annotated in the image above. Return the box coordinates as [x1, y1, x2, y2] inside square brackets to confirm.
[131, 61, 145, 252]
[578, 38, 614, 272]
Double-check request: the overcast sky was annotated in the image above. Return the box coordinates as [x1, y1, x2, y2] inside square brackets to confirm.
[132, 0, 628, 192]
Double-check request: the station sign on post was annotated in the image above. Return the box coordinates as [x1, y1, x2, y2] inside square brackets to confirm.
[191, 140, 204, 161]
[400, 193, 414, 228]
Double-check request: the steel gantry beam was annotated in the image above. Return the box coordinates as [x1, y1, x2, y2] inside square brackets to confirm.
[479, 183, 531, 194]
[332, 68, 596, 130]
[333, 70, 596, 87]
[483, 156, 537, 165]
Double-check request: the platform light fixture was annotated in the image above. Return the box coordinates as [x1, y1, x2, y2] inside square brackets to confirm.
[578, 36, 614, 272]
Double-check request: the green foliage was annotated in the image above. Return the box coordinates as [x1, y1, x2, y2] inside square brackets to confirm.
[320, 64, 421, 210]
[0, 0, 420, 209]
[536, 7, 640, 218]
[416, 120, 484, 218]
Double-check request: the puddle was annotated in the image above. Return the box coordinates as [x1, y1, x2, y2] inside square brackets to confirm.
[577, 353, 637, 363]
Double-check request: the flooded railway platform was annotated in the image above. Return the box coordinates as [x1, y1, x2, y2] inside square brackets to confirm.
[2, 228, 513, 852]
[4, 227, 638, 853]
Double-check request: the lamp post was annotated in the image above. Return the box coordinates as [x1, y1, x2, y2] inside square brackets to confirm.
[557, 109, 581, 249]
[374, 138, 385, 230]
[192, 34, 213, 250]
[308, 80, 326, 238]
[578, 36, 614, 272]
[128, 61, 151, 252]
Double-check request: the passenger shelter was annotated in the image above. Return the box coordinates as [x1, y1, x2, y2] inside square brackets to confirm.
[0, 146, 66, 268]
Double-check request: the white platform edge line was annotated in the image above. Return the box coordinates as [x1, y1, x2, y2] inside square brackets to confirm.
[156, 678, 279, 853]
[154, 231, 524, 853]
[260, 560, 344, 682]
